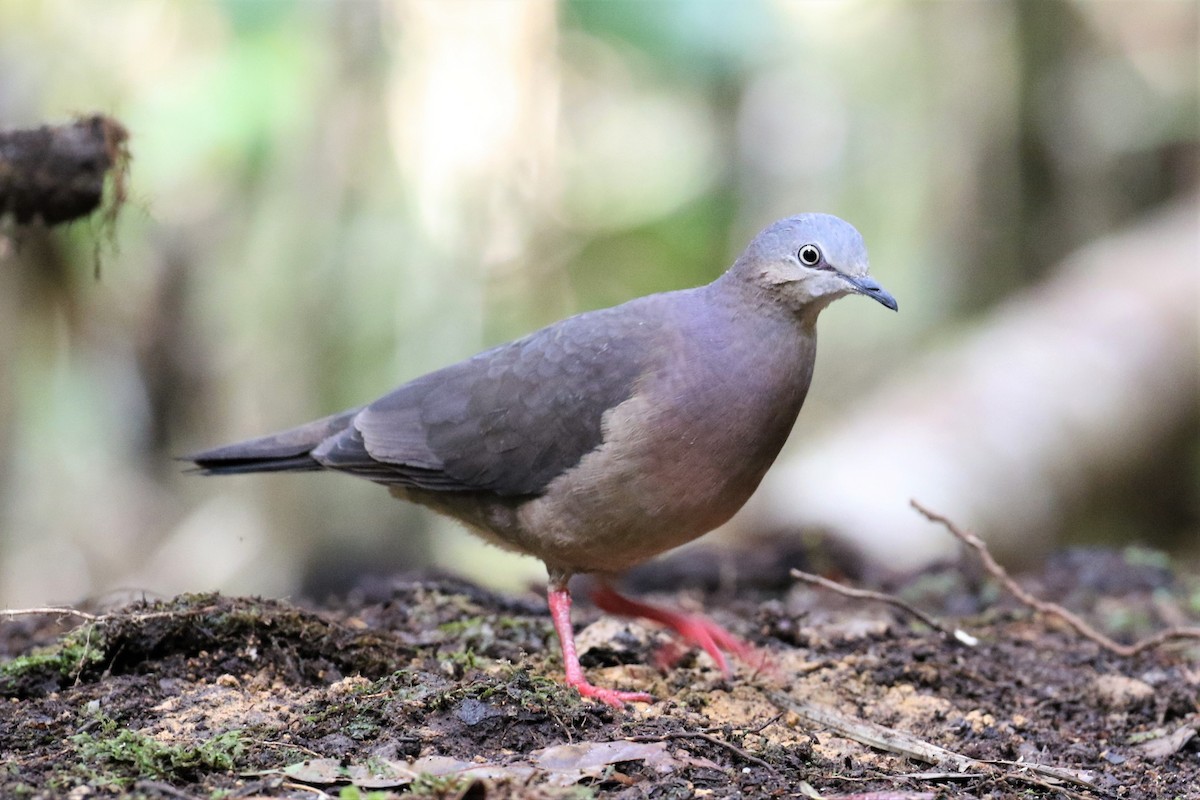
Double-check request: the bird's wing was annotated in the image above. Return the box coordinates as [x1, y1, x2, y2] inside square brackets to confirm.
[314, 303, 659, 496]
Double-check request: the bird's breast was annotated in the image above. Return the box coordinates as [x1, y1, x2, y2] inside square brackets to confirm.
[515, 314, 816, 575]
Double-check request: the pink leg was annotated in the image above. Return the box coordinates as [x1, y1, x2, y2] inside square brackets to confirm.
[547, 585, 654, 708]
[590, 584, 759, 676]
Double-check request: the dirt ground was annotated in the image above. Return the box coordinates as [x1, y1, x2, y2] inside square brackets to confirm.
[2, 538, 1198, 800]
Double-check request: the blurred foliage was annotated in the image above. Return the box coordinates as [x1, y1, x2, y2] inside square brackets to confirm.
[0, 0, 1194, 605]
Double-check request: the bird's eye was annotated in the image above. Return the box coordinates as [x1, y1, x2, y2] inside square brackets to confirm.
[797, 244, 823, 267]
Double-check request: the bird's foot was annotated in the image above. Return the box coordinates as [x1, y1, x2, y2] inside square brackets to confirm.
[567, 678, 654, 709]
[548, 584, 654, 709]
[590, 584, 767, 676]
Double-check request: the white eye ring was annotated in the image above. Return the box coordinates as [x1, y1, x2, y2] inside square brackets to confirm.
[797, 244, 822, 267]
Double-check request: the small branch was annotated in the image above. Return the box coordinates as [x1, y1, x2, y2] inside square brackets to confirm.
[258, 740, 328, 760]
[736, 711, 785, 737]
[767, 690, 1098, 793]
[2, 604, 223, 628]
[628, 730, 775, 773]
[911, 500, 1200, 657]
[279, 781, 334, 798]
[73, 623, 98, 686]
[2, 606, 101, 622]
[767, 690, 975, 772]
[789, 568, 977, 646]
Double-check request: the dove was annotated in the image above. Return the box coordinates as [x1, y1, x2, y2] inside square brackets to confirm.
[188, 214, 897, 707]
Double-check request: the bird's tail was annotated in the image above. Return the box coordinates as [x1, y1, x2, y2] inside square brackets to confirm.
[183, 407, 361, 475]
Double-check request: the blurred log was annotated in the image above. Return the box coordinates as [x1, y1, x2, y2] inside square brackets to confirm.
[755, 195, 1199, 570]
[0, 115, 128, 226]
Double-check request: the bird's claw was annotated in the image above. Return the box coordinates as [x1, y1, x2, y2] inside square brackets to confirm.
[568, 679, 654, 709]
[653, 611, 753, 674]
[590, 584, 772, 676]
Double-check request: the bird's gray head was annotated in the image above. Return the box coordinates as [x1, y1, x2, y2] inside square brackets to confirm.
[729, 214, 897, 314]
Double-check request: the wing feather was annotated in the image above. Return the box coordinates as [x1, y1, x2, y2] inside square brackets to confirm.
[342, 302, 660, 496]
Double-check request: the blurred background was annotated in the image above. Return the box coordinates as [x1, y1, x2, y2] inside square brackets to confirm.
[0, 0, 1195, 608]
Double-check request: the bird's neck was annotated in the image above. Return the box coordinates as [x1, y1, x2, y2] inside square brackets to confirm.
[708, 270, 824, 334]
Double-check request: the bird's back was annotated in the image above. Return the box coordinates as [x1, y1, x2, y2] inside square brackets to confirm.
[191, 289, 688, 494]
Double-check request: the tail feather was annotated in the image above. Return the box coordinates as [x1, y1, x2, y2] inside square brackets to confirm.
[184, 407, 361, 476]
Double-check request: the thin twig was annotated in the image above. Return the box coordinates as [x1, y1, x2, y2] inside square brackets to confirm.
[900, 769, 1093, 800]
[767, 690, 974, 771]
[980, 758, 1106, 794]
[2, 606, 101, 622]
[767, 690, 1098, 793]
[789, 568, 976, 645]
[73, 623, 98, 686]
[257, 740, 327, 760]
[911, 499, 1200, 657]
[739, 711, 785, 737]
[1, 606, 220, 626]
[628, 731, 775, 773]
[278, 781, 333, 798]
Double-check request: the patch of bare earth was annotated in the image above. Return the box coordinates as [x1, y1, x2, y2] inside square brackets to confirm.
[2, 545, 1198, 799]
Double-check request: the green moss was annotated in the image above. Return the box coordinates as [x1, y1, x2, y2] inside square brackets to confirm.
[344, 713, 383, 741]
[1121, 546, 1171, 571]
[438, 647, 480, 673]
[1186, 577, 1200, 616]
[0, 624, 106, 693]
[408, 773, 473, 797]
[435, 613, 551, 659]
[337, 787, 402, 800]
[68, 715, 245, 787]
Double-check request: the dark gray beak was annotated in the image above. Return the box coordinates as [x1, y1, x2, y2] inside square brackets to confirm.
[842, 274, 898, 311]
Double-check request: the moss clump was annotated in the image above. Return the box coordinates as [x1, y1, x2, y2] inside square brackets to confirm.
[68, 715, 244, 787]
[0, 624, 107, 696]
